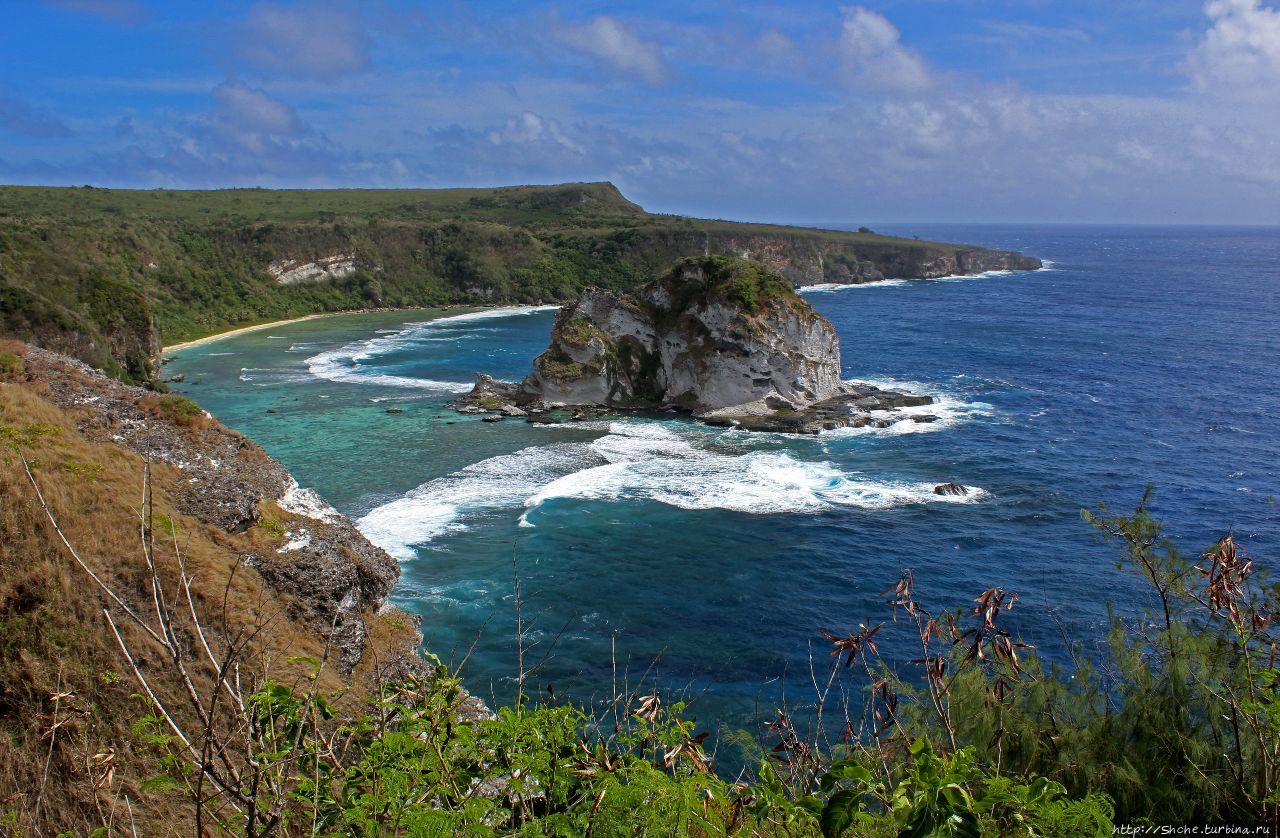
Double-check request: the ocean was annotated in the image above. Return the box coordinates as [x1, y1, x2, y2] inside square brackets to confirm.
[165, 224, 1279, 737]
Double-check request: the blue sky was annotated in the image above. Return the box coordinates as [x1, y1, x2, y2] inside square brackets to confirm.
[2, 0, 1279, 223]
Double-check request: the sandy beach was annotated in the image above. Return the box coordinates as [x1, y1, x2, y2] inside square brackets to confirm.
[162, 313, 351, 354]
[161, 308, 459, 354]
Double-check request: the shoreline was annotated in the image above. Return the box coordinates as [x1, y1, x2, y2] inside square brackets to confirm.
[161, 262, 1050, 355]
[161, 306, 471, 354]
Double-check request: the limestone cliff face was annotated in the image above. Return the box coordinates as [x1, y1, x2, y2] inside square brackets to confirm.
[523, 257, 844, 414]
[267, 253, 358, 285]
[697, 232, 1042, 286]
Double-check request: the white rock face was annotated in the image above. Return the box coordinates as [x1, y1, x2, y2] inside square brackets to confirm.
[267, 253, 357, 285]
[523, 259, 846, 414]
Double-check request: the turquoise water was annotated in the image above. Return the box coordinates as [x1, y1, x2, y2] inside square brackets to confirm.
[167, 225, 1280, 735]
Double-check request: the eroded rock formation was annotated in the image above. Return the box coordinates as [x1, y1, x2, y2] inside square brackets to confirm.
[454, 256, 938, 434]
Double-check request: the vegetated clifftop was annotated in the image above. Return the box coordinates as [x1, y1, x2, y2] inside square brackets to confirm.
[455, 256, 937, 434]
[0, 182, 1039, 382]
[0, 341, 485, 831]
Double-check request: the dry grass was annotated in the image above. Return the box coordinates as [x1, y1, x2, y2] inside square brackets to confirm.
[0, 381, 417, 835]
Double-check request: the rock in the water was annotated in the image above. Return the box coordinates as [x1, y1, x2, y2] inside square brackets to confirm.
[524, 256, 845, 413]
[482, 415, 504, 423]
[385, 407, 404, 414]
[933, 482, 969, 496]
[452, 255, 936, 435]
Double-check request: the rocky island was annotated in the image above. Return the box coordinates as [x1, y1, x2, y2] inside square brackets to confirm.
[454, 256, 939, 434]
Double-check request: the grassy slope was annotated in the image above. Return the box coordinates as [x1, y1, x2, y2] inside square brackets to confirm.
[0, 341, 418, 834]
[0, 182, 971, 381]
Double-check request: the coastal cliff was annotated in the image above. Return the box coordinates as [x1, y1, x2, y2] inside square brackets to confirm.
[0, 182, 1040, 383]
[4, 342, 410, 673]
[457, 256, 936, 434]
[0, 341, 493, 830]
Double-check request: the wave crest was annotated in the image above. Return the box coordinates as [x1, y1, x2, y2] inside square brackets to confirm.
[357, 420, 986, 559]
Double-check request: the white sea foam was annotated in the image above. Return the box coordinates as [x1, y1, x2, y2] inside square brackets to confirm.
[428, 305, 560, 325]
[814, 377, 994, 438]
[798, 265, 1040, 293]
[305, 346, 473, 391]
[357, 443, 596, 559]
[357, 420, 986, 559]
[238, 367, 318, 386]
[302, 305, 557, 391]
[798, 280, 910, 292]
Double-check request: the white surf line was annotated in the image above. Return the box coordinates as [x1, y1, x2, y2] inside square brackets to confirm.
[356, 419, 989, 559]
[798, 262, 1051, 293]
[163, 303, 560, 355]
[303, 304, 561, 392]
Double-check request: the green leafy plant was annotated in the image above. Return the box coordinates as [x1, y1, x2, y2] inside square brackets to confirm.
[62, 459, 104, 481]
[0, 352, 23, 377]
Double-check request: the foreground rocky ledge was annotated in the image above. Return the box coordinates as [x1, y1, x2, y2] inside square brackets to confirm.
[7, 344, 488, 721]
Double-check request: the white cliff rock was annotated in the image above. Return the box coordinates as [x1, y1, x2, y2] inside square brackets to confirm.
[267, 253, 357, 285]
[523, 256, 845, 414]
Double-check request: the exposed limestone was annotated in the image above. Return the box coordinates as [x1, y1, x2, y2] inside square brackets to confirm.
[267, 253, 358, 285]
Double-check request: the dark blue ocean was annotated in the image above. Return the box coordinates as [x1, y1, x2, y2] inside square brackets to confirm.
[166, 225, 1279, 736]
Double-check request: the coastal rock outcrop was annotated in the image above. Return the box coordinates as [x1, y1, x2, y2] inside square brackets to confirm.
[526, 257, 843, 413]
[14, 345, 400, 673]
[267, 253, 358, 285]
[454, 256, 936, 434]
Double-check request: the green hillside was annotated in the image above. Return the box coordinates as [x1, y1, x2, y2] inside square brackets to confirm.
[0, 182, 1014, 382]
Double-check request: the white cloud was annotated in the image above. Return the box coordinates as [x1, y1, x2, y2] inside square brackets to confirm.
[838, 6, 932, 95]
[487, 111, 584, 155]
[10, 3, 1280, 221]
[237, 3, 370, 78]
[205, 81, 303, 157]
[554, 15, 670, 84]
[1187, 0, 1280, 97]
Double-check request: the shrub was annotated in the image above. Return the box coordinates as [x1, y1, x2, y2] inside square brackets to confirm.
[253, 516, 286, 538]
[558, 318, 603, 348]
[151, 394, 202, 426]
[0, 352, 22, 378]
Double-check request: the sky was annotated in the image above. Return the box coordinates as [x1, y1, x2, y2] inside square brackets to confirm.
[2, 0, 1279, 224]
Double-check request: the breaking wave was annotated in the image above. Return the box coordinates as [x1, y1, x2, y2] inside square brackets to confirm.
[818, 377, 995, 438]
[356, 421, 986, 560]
[304, 305, 558, 392]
